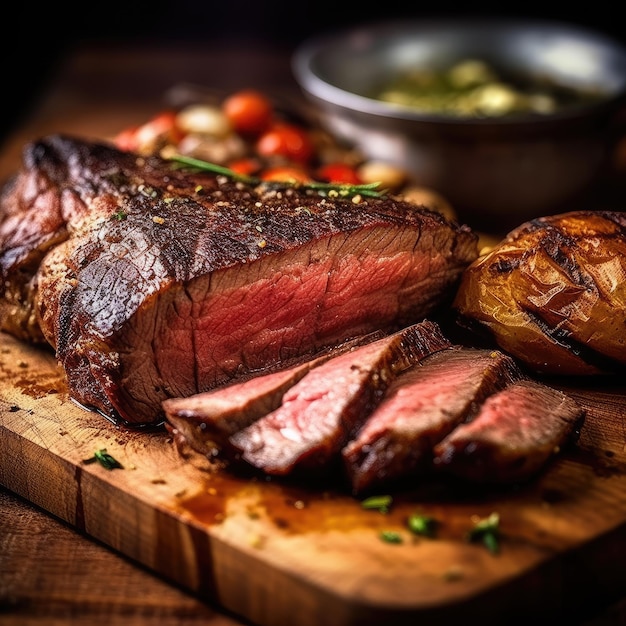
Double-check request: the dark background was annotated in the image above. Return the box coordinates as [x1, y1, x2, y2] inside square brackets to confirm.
[3, 1, 625, 142]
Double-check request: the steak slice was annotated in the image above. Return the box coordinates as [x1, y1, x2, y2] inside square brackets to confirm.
[0, 135, 478, 426]
[228, 320, 451, 476]
[162, 331, 386, 452]
[341, 347, 521, 494]
[432, 378, 586, 483]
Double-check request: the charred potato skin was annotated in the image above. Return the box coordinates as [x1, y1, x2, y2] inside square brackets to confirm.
[453, 210, 626, 376]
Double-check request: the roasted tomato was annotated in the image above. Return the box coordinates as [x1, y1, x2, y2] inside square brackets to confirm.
[260, 165, 313, 183]
[114, 110, 184, 154]
[256, 122, 315, 164]
[227, 157, 263, 177]
[222, 89, 274, 135]
[316, 162, 362, 184]
[114, 126, 140, 152]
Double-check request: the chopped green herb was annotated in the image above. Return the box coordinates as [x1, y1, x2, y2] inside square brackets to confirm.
[168, 154, 385, 198]
[380, 530, 403, 544]
[407, 513, 438, 538]
[112, 210, 127, 221]
[361, 494, 393, 514]
[83, 448, 123, 470]
[467, 512, 500, 554]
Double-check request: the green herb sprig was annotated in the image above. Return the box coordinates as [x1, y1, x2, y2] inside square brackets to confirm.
[170, 154, 258, 184]
[168, 154, 385, 199]
[298, 180, 384, 198]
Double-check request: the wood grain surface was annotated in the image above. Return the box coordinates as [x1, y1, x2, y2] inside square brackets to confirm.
[2, 42, 626, 626]
[0, 486, 242, 626]
[2, 327, 626, 626]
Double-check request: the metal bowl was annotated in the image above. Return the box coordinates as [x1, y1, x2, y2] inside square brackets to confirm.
[292, 18, 626, 231]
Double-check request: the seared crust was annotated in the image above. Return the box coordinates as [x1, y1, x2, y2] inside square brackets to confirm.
[0, 134, 478, 425]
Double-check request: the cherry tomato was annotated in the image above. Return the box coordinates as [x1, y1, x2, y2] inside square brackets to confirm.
[114, 126, 140, 151]
[316, 163, 362, 184]
[116, 110, 185, 153]
[222, 89, 274, 135]
[260, 166, 313, 184]
[256, 123, 315, 164]
[227, 157, 263, 177]
[138, 110, 184, 144]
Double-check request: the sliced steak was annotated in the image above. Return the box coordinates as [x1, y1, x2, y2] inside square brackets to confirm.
[162, 331, 386, 452]
[228, 320, 452, 476]
[342, 347, 521, 494]
[432, 379, 586, 483]
[0, 135, 478, 426]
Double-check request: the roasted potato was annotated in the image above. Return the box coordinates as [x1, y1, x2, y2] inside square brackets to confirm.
[453, 210, 626, 376]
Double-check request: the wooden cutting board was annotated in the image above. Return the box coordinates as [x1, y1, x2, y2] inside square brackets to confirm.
[2, 329, 626, 625]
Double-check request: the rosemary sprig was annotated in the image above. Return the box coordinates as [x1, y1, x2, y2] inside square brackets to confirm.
[168, 154, 385, 198]
[303, 180, 384, 198]
[169, 154, 258, 184]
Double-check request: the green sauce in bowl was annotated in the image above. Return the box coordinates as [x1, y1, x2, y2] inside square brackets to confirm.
[373, 59, 608, 118]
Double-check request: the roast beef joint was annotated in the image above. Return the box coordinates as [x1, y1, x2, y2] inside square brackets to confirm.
[0, 134, 478, 427]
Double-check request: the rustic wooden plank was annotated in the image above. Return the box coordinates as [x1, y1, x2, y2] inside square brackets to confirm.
[2, 330, 626, 625]
[0, 486, 239, 626]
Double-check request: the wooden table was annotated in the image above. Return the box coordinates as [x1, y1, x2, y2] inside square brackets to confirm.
[2, 41, 626, 626]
